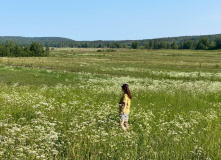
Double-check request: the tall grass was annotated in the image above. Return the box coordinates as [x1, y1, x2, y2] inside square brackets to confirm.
[0, 49, 221, 159]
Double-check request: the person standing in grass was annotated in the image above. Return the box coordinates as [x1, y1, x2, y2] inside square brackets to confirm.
[119, 83, 132, 131]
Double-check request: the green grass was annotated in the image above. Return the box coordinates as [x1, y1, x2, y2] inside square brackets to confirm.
[0, 49, 221, 159]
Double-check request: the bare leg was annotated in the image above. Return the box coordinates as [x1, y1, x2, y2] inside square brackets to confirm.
[124, 121, 129, 129]
[120, 121, 127, 131]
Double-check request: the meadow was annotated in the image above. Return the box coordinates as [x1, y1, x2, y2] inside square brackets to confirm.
[0, 48, 221, 159]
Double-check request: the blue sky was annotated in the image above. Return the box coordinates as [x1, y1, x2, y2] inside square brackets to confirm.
[0, 0, 221, 40]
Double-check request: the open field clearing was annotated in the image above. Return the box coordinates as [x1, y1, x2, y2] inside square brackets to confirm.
[0, 49, 221, 159]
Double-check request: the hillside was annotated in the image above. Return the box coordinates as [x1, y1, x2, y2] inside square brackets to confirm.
[141, 34, 221, 44]
[0, 36, 73, 46]
[0, 34, 221, 49]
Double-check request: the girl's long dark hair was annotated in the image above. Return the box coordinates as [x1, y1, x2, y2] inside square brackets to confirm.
[122, 84, 132, 99]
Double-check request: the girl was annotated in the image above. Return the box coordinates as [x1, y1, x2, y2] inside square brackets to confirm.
[119, 84, 132, 131]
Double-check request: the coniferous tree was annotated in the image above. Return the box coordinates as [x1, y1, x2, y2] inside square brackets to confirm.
[14, 44, 22, 57]
[9, 41, 16, 54]
[149, 40, 154, 49]
[4, 46, 10, 56]
[216, 39, 221, 49]
[0, 43, 4, 56]
[179, 42, 184, 49]
[30, 42, 44, 56]
[45, 45, 50, 56]
[154, 40, 159, 49]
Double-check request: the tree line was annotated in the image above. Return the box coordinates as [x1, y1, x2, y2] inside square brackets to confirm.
[41, 38, 221, 50]
[0, 41, 50, 57]
[131, 38, 221, 50]
[38, 38, 221, 50]
[0, 35, 221, 51]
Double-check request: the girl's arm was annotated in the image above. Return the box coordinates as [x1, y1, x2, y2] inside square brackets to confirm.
[122, 102, 127, 114]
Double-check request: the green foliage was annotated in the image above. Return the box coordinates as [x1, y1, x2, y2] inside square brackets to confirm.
[171, 41, 178, 49]
[30, 42, 44, 56]
[1, 34, 221, 50]
[196, 38, 211, 50]
[159, 41, 167, 49]
[216, 39, 221, 49]
[154, 40, 159, 49]
[183, 40, 193, 49]
[144, 42, 149, 49]
[149, 40, 154, 49]
[131, 41, 138, 49]
[179, 42, 184, 49]
[45, 45, 50, 56]
[111, 42, 121, 48]
[0, 41, 49, 57]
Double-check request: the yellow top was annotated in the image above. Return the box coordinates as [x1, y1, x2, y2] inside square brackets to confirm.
[119, 93, 131, 113]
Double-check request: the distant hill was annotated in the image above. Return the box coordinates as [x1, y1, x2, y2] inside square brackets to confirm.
[0, 34, 221, 49]
[140, 34, 221, 44]
[0, 36, 74, 46]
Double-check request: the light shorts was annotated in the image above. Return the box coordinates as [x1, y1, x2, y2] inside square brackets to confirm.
[119, 113, 129, 122]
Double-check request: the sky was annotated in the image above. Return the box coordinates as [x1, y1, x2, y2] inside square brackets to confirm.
[0, 0, 221, 41]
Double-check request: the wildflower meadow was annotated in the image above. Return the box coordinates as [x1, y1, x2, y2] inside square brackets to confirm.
[0, 49, 221, 159]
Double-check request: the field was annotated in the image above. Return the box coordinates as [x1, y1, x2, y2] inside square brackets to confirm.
[0, 48, 221, 159]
